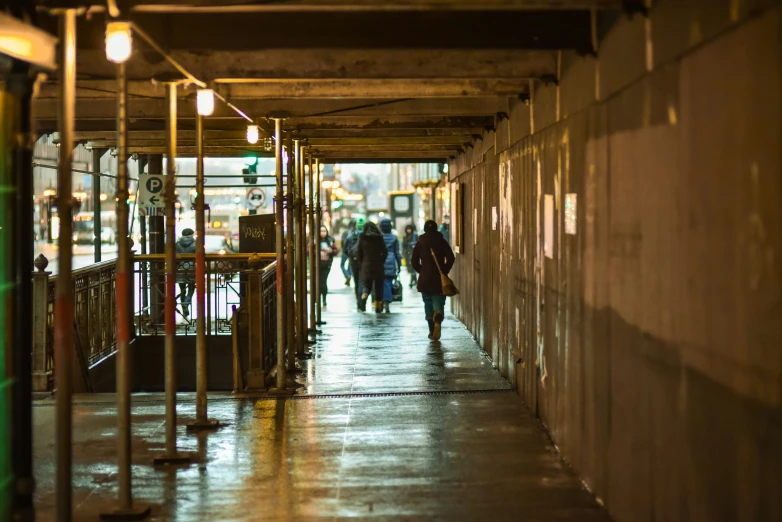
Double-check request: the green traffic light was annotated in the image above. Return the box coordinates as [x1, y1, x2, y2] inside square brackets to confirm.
[245, 156, 259, 166]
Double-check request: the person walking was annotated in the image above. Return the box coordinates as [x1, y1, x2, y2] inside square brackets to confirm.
[401, 223, 418, 288]
[356, 221, 388, 313]
[319, 225, 338, 307]
[343, 216, 365, 310]
[379, 218, 402, 313]
[339, 219, 355, 286]
[411, 220, 455, 340]
[176, 228, 197, 319]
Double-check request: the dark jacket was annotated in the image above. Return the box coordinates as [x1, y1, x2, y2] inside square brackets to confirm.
[379, 218, 402, 277]
[356, 222, 388, 280]
[411, 230, 455, 295]
[343, 230, 361, 260]
[176, 235, 196, 282]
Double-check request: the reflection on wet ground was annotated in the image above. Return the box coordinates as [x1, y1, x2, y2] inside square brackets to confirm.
[33, 272, 609, 521]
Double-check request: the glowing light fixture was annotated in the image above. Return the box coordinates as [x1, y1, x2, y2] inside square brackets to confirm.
[246, 125, 259, 145]
[196, 89, 215, 116]
[99, 193, 108, 201]
[105, 21, 132, 63]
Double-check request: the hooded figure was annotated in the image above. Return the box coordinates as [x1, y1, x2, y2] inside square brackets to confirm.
[401, 223, 418, 288]
[176, 228, 197, 318]
[343, 216, 366, 309]
[379, 218, 402, 312]
[356, 221, 388, 313]
[411, 220, 455, 340]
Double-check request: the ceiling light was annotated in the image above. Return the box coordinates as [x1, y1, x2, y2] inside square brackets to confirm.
[196, 89, 215, 117]
[105, 21, 132, 64]
[246, 125, 259, 145]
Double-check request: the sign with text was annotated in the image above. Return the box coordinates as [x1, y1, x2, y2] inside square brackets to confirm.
[138, 174, 166, 208]
[238, 214, 276, 253]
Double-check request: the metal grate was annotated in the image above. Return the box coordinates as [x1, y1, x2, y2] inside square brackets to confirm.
[33, 388, 514, 407]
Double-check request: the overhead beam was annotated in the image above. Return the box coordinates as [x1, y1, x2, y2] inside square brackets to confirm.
[35, 0, 625, 12]
[78, 135, 472, 147]
[69, 49, 556, 82]
[33, 97, 508, 120]
[42, 79, 529, 99]
[40, 10, 593, 51]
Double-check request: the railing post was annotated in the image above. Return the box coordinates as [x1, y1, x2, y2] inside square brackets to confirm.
[244, 254, 265, 390]
[32, 256, 51, 394]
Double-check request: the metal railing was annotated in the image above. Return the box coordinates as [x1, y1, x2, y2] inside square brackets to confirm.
[133, 253, 274, 337]
[31, 252, 278, 392]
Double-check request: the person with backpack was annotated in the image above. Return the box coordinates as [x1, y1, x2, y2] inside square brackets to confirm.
[411, 220, 455, 340]
[339, 219, 355, 286]
[379, 218, 402, 313]
[343, 216, 365, 310]
[356, 221, 388, 313]
[176, 228, 197, 319]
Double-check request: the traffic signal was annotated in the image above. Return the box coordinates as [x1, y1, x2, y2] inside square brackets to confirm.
[243, 157, 258, 184]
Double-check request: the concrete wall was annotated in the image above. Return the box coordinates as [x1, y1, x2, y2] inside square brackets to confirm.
[448, 2, 782, 521]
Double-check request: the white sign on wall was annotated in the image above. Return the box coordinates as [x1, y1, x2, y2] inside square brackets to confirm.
[544, 195, 554, 259]
[565, 194, 577, 235]
[138, 174, 166, 208]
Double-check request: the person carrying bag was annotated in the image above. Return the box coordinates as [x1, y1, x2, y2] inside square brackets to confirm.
[411, 220, 456, 341]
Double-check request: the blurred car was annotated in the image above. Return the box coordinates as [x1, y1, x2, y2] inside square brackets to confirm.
[101, 227, 116, 244]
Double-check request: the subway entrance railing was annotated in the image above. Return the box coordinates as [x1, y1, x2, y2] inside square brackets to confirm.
[31, 252, 278, 394]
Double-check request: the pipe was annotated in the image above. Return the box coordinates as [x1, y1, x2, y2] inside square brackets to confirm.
[193, 113, 209, 425]
[154, 82, 189, 465]
[113, 60, 134, 512]
[55, 10, 77, 521]
[315, 158, 322, 325]
[273, 118, 286, 390]
[92, 148, 102, 263]
[285, 133, 296, 371]
[293, 139, 305, 356]
[308, 152, 316, 332]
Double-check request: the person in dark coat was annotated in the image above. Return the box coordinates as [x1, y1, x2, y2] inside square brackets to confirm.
[318, 226, 338, 307]
[343, 216, 365, 310]
[356, 221, 388, 313]
[379, 218, 402, 313]
[411, 220, 455, 340]
[176, 228, 196, 318]
[401, 223, 418, 288]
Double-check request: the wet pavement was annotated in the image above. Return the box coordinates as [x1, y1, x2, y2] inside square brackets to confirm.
[33, 271, 611, 521]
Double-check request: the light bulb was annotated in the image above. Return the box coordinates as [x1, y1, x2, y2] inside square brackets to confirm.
[105, 22, 132, 64]
[246, 125, 259, 145]
[196, 89, 215, 116]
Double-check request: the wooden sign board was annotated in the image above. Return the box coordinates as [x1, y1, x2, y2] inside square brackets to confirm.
[238, 214, 276, 253]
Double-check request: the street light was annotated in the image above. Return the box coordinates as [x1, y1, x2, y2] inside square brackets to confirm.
[196, 88, 215, 116]
[105, 21, 132, 63]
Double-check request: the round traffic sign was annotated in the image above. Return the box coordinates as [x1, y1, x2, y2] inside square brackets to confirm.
[247, 188, 265, 208]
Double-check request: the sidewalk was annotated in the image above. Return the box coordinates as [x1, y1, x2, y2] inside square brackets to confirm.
[32, 270, 610, 521]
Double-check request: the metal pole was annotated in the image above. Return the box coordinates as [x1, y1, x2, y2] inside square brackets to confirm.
[285, 133, 296, 371]
[293, 139, 306, 356]
[154, 83, 189, 465]
[273, 118, 286, 390]
[55, 10, 77, 521]
[307, 153, 317, 332]
[92, 148, 102, 263]
[101, 61, 150, 519]
[314, 158, 323, 325]
[188, 113, 218, 430]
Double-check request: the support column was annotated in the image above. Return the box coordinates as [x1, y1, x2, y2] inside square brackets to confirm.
[92, 148, 102, 263]
[101, 60, 150, 520]
[147, 155, 164, 325]
[272, 118, 287, 390]
[307, 153, 317, 333]
[293, 140, 308, 355]
[430, 185, 437, 222]
[154, 83, 189, 465]
[285, 133, 296, 371]
[314, 158, 323, 326]
[188, 113, 219, 430]
[54, 11, 77, 521]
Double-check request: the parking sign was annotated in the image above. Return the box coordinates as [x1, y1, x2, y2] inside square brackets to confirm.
[138, 174, 166, 208]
